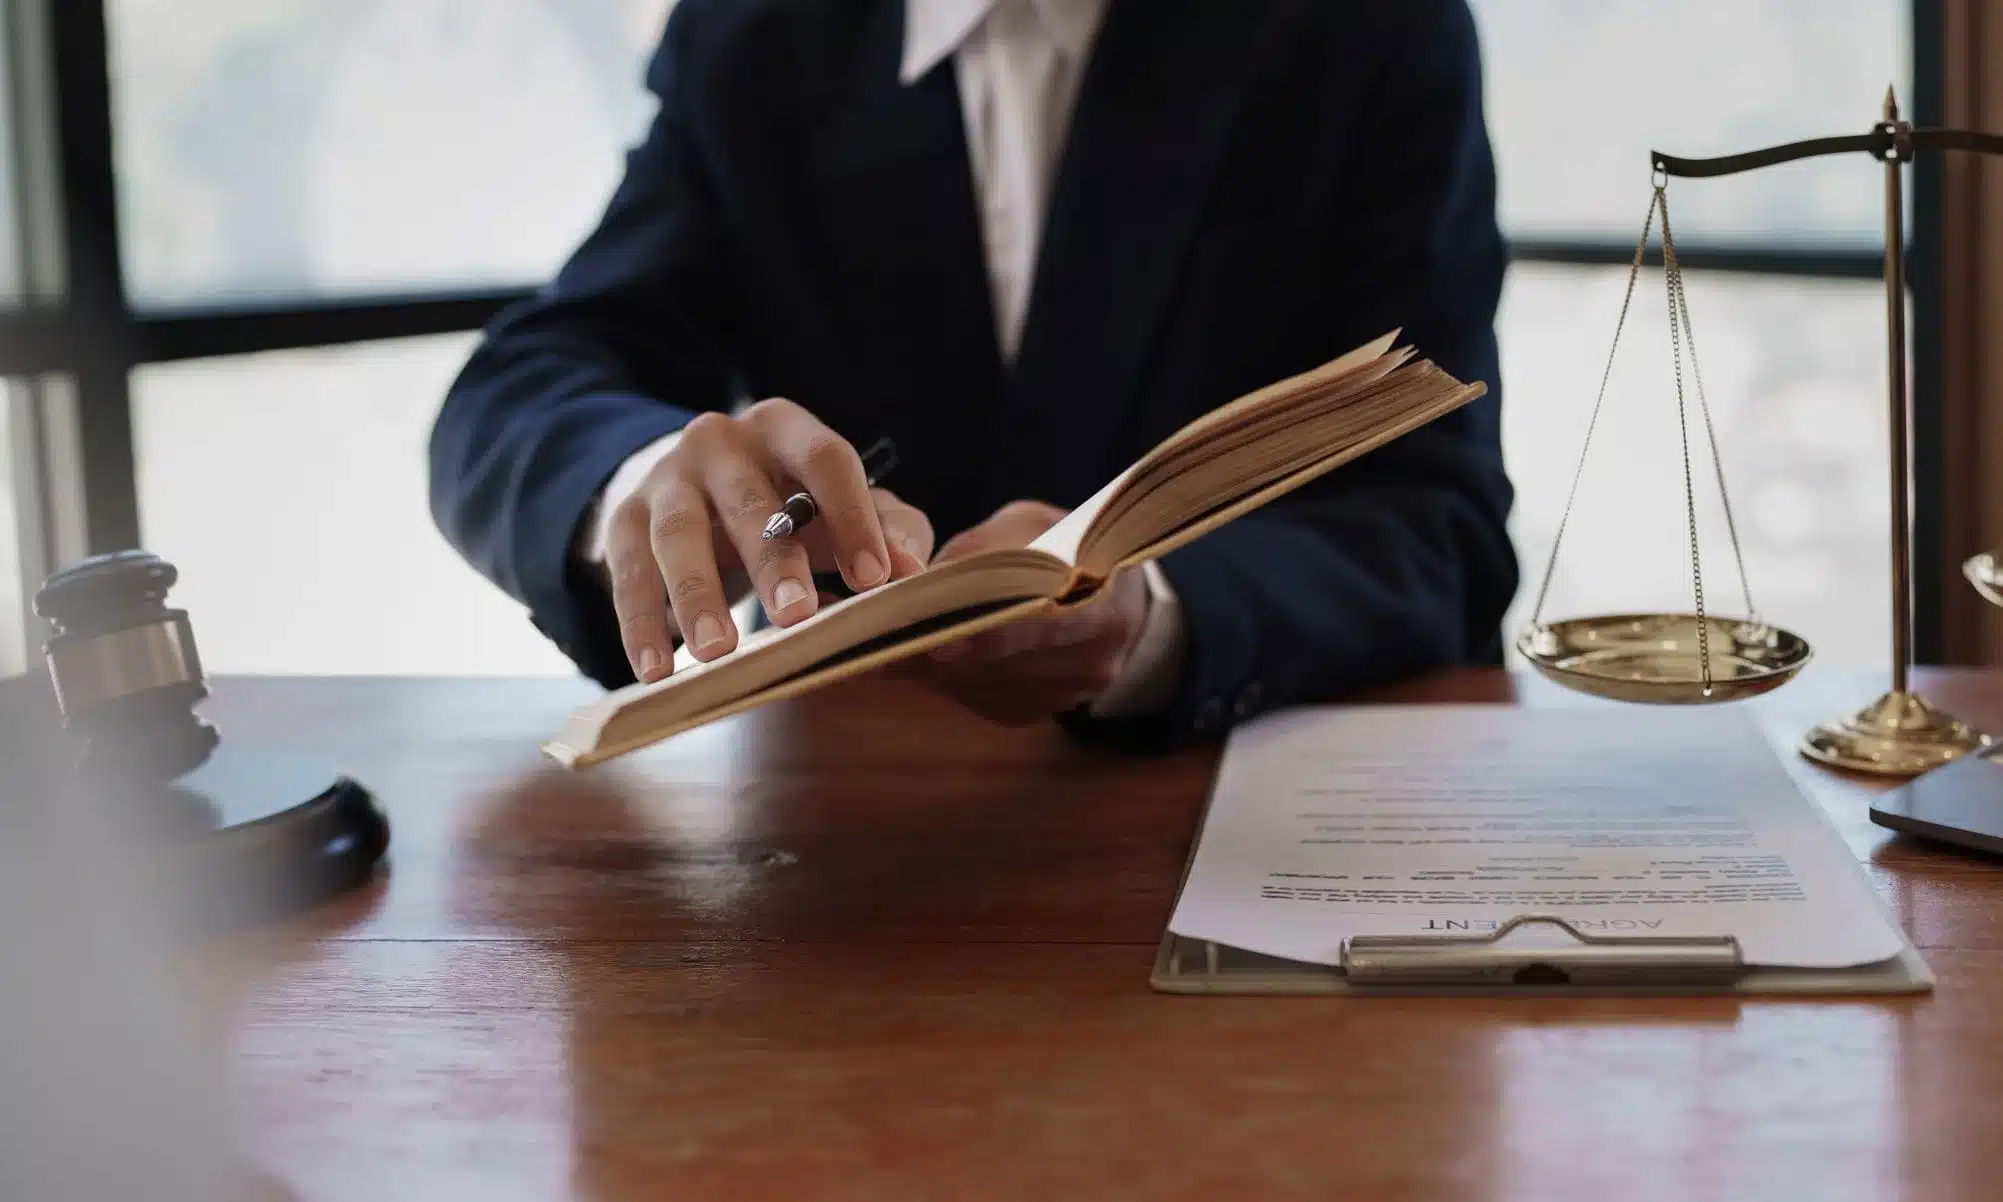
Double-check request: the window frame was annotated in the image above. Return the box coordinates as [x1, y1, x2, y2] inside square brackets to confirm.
[0, 0, 1957, 664]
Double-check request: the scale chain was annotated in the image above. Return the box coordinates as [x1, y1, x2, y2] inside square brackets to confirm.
[1658, 187, 1712, 693]
[1662, 202, 1760, 625]
[1526, 191, 1661, 625]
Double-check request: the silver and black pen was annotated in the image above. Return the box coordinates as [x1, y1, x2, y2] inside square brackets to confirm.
[761, 436, 899, 541]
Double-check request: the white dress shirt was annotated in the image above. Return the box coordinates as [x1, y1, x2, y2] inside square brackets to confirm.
[583, 0, 1185, 717]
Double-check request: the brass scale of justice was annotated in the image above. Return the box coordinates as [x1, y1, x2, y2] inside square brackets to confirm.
[1520, 89, 2003, 778]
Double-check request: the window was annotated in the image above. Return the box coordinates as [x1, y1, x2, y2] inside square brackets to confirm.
[1475, 0, 1911, 250]
[95, 1, 674, 675]
[131, 335, 575, 675]
[105, 0, 675, 307]
[1471, 0, 1911, 667]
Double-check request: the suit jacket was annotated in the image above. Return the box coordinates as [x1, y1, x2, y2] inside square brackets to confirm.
[428, 0, 1519, 750]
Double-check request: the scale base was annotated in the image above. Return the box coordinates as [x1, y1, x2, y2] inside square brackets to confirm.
[1799, 691, 1993, 778]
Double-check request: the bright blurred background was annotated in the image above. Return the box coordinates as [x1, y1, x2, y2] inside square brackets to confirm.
[0, 0, 1914, 680]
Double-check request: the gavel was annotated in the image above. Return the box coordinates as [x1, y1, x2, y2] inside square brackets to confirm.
[30, 549, 390, 920]
[35, 549, 219, 783]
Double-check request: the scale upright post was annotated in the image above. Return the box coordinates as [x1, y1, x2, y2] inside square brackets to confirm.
[1645, 88, 2003, 777]
[1798, 90, 1990, 775]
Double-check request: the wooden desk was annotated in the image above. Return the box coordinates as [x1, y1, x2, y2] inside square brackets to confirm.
[222, 668, 2003, 1202]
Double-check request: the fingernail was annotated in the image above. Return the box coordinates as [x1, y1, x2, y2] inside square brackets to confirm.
[852, 549, 887, 587]
[638, 647, 663, 680]
[774, 577, 810, 612]
[901, 534, 925, 561]
[691, 612, 727, 652]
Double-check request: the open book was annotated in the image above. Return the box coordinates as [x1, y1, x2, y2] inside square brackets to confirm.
[545, 332, 1485, 766]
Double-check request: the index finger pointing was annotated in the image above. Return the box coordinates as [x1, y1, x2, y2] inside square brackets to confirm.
[765, 416, 892, 594]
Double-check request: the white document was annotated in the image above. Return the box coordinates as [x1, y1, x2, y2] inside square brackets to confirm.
[1167, 705, 1907, 970]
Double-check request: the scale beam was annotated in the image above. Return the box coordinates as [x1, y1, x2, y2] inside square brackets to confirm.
[1654, 125, 2003, 180]
[1653, 132, 1892, 178]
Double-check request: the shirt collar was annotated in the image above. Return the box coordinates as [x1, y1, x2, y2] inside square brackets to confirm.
[900, 0, 1108, 85]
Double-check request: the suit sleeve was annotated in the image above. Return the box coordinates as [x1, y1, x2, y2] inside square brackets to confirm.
[427, 3, 739, 688]
[1060, 0, 1518, 752]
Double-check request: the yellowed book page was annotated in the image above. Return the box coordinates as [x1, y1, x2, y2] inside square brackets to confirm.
[1084, 367, 1446, 550]
[549, 595, 1059, 767]
[1094, 383, 1485, 578]
[1027, 463, 1141, 568]
[1029, 335, 1408, 569]
[1152, 336, 1409, 459]
[544, 548, 1071, 766]
[1090, 395, 1428, 564]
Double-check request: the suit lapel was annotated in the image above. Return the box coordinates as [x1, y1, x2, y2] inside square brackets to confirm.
[992, 0, 1290, 506]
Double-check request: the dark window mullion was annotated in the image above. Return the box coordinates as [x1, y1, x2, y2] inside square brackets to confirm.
[135, 287, 527, 364]
[48, 0, 137, 551]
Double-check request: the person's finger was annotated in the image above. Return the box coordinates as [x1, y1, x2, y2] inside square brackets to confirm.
[885, 540, 928, 580]
[645, 475, 738, 663]
[932, 521, 1015, 563]
[604, 496, 676, 683]
[874, 488, 934, 576]
[933, 500, 1066, 564]
[798, 486, 933, 579]
[749, 400, 893, 594]
[696, 422, 818, 627]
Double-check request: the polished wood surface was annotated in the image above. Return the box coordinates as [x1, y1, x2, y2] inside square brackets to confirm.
[220, 666, 2003, 1201]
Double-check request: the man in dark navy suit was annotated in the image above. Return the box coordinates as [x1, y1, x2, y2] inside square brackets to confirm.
[429, 0, 1518, 749]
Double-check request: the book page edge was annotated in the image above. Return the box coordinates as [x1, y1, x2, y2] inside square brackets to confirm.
[1098, 381, 1485, 577]
[541, 594, 1062, 767]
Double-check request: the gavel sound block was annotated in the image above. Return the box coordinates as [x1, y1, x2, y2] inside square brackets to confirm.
[34, 550, 390, 922]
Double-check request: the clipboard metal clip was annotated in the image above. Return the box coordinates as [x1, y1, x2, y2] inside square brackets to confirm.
[1340, 914, 1744, 988]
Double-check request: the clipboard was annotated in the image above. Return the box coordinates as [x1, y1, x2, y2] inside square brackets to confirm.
[1151, 915, 1934, 997]
[1150, 799, 1935, 999]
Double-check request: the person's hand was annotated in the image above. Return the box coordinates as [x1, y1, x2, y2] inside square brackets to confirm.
[897, 500, 1152, 726]
[604, 400, 934, 682]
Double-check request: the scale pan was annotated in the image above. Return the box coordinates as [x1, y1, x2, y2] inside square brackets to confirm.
[1965, 552, 2003, 608]
[1518, 613, 1812, 705]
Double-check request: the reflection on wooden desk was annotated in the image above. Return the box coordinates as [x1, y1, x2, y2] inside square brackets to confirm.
[221, 669, 2003, 1202]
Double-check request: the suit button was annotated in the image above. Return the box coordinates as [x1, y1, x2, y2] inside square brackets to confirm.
[1194, 697, 1225, 733]
[1234, 682, 1265, 719]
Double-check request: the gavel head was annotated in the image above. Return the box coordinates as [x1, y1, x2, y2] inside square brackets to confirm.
[34, 550, 219, 784]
